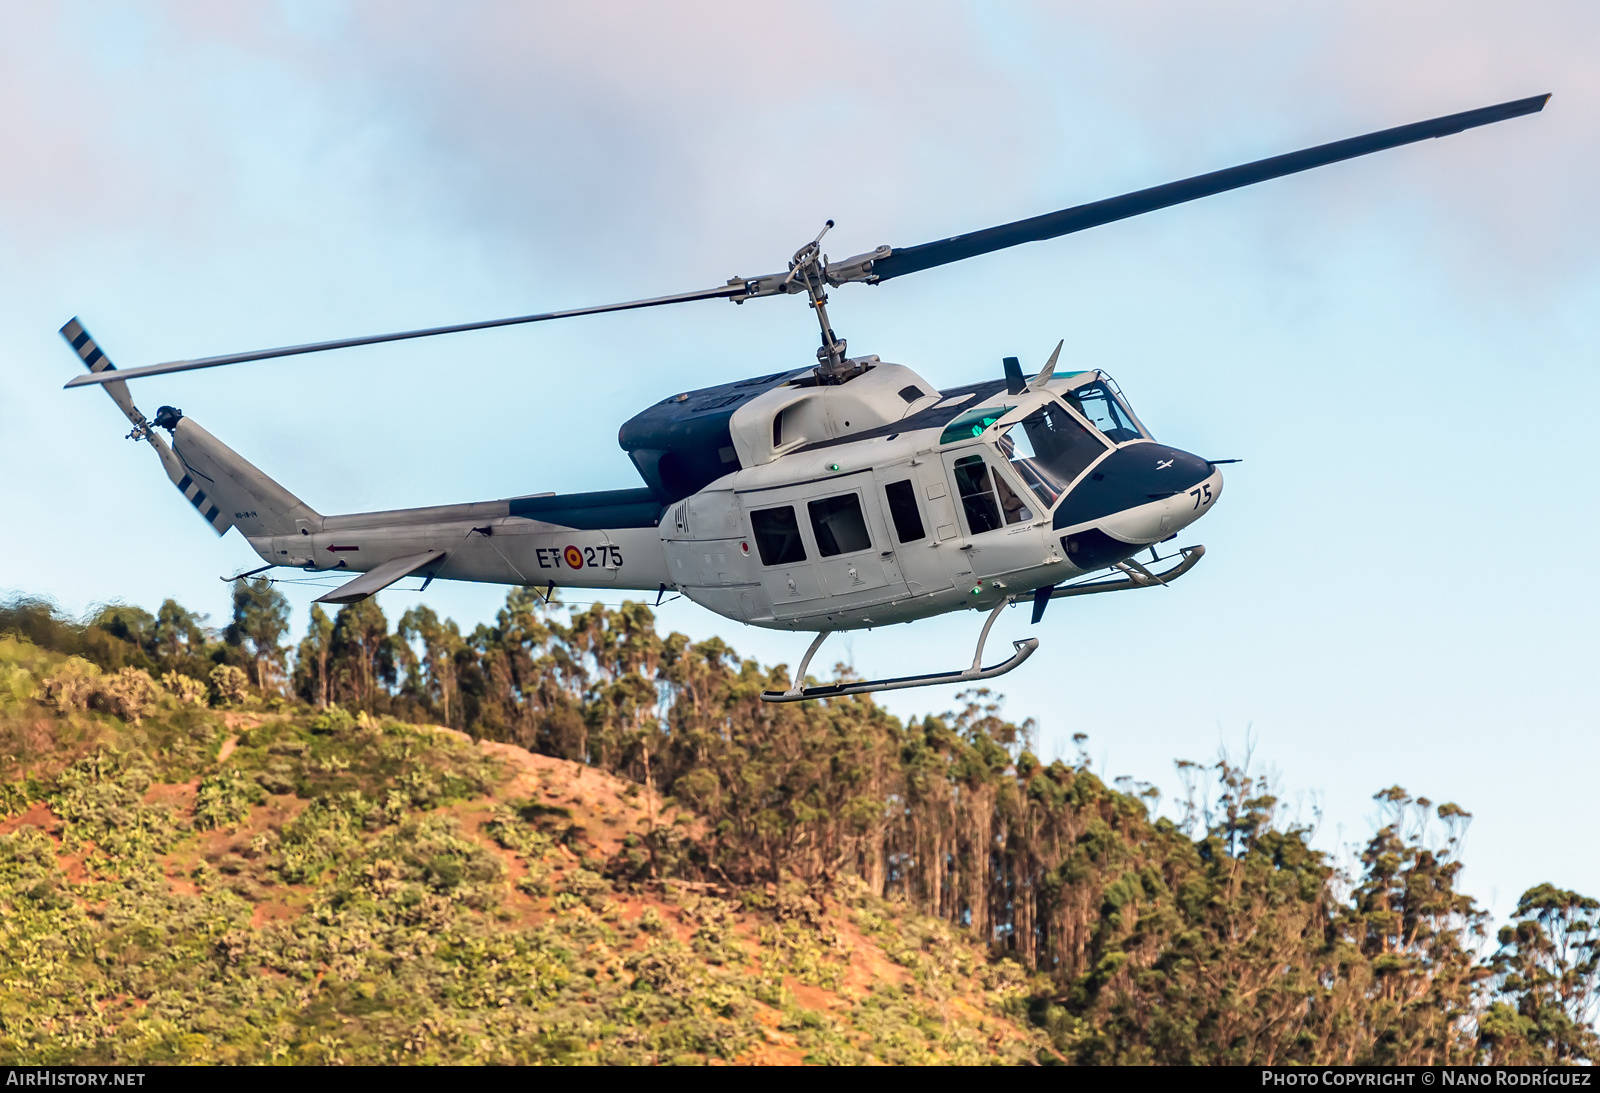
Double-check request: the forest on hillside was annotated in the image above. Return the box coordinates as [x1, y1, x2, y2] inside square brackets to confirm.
[0, 581, 1596, 1065]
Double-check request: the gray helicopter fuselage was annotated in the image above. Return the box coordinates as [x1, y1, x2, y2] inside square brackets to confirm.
[655, 359, 1220, 631]
[240, 357, 1219, 628]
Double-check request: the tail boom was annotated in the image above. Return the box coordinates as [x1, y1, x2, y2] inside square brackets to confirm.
[285, 500, 672, 602]
[61, 318, 673, 604]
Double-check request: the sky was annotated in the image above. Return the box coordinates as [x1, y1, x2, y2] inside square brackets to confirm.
[2, 1, 1597, 924]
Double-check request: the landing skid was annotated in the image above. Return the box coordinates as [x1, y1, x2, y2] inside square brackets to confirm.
[761, 599, 1038, 703]
[760, 543, 1204, 703]
[1047, 544, 1205, 601]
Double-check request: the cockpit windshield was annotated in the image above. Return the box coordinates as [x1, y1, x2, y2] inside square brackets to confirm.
[994, 402, 1107, 508]
[1064, 381, 1144, 443]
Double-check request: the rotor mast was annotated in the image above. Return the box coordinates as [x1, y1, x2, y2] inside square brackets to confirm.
[786, 220, 860, 383]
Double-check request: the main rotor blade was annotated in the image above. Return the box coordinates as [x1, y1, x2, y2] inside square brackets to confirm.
[869, 93, 1549, 281]
[64, 282, 746, 387]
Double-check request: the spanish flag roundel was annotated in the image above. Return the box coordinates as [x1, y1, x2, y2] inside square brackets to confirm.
[563, 545, 584, 569]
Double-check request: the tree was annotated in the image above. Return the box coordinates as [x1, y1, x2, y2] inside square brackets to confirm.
[585, 600, 667, 851]
[293, 604, 335, 709]
[225, 578, 290, 693]
[81, 603, 156, 669]
[1481, 884, 1600, 1064]
[397, 605, 465, 728]
[1336, 790, 1487, 1065]
[152, 598, 208, 667]
[468, 588, 584, 757]
[329, 598, 393, 711]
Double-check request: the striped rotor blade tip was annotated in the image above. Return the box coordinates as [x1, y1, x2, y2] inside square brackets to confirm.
[60, 318, 115, 373]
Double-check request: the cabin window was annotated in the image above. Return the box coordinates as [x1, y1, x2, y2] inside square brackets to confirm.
[883, 479, 926, 543]
[952, 455, 1004, 534]
[750, 505, 806, 566]
[996, 402, 1106, 506]
[808, 494, 872, 557]
[1065, 381, 1143, 443]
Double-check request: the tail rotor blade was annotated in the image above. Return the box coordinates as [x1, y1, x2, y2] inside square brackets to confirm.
[60, 318, 147, 428]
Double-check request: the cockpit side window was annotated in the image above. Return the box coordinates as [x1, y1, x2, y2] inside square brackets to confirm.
[1065, 381, 1144, 443]
[953, 455, 1033, 532]
[952, 455, 1004, 534]
[992, 470, 1033, 525]
[996, 402, 1106, 507]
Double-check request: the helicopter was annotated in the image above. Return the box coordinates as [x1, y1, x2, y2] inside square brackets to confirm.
[63, 93, 1548, 702]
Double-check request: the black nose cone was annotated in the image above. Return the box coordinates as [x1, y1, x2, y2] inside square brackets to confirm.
[1061, 527, 1143, 571]
[1052, 445, 1211, 530]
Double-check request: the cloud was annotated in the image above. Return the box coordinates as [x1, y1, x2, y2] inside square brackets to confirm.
[263, 1, 1597, 298]
[6, 1, 1592, 301]
[1034, 1, 1600, 275]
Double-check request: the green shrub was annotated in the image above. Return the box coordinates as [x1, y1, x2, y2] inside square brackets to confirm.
[160, 671, 207, 706]
[194, 768, 262, 830]
[208, 665, 249, 707]
[98, 667, 160, 723]
[39, 657, 100, 714]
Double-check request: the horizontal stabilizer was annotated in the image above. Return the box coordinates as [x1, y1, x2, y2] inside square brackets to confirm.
[314, 550, 445, 605]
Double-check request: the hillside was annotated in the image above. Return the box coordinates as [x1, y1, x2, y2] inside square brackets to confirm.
[0, 638, 1047, 1064]
[0, 590, 1595, 1066]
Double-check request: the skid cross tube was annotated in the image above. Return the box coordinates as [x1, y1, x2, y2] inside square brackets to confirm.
[761, 599, 1040, 703]
[776, 629, 834, 699]
[760, 544, 1207, 702]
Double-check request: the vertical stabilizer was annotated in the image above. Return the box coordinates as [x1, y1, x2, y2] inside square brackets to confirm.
[155, 408, 320, 539]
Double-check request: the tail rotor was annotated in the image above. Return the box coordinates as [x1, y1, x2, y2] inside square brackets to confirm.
[59, 319, 316, 539]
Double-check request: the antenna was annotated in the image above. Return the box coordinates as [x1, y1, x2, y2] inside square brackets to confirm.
[1036, 340, 1064, 386]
